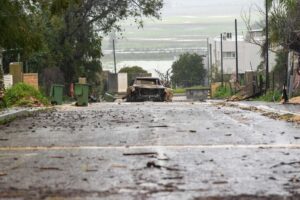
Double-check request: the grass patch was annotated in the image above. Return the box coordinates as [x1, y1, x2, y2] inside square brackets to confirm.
[3, 83, 50, 107]
[173, 88, 186, 94]
[254, 90, 281, 102]
[213, 85, 232, 99]
[173, 86, 209, 94]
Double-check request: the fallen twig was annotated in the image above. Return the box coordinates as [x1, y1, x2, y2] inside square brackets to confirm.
[123, 152, 158, 156]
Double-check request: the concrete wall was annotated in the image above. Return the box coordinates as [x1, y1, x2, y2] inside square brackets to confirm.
[117, 73, 128, 93]
[292, 69, 300, 94]
[9, 62, 23, 85]
[4, 75, 13, 89]
[186, 89, 209, 101]
[107, 73, 129, 93]
[108, 73, 118, 93]
[23, 73, 39, 89]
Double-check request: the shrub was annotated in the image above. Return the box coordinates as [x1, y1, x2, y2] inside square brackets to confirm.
[4, 83, 50, 107]
[0, 100, 5, 110]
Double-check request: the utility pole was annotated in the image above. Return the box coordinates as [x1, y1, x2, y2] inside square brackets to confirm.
[0, 49, 3, 67]
[235, 19, 239, 82]
[113, 39, 117, 74]
[210, 43, 213, 84]
[0, 48, 4, 99]
[220, 33, 224, 87]
[265, 0, 270, 90]
[207, 38, 210, 86]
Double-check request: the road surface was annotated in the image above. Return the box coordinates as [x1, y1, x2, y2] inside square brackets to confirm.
[0, 102, 300, 199]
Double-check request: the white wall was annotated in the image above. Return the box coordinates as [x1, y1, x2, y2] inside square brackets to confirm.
[118, 73, 128, 93]
[212, 37, 276, 74]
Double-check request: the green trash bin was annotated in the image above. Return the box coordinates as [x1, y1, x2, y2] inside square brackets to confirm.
[75, 83, 89, 106]
[50, 84, 64, 105]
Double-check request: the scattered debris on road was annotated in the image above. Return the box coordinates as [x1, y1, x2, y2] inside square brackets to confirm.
[271, 161, 300, 168]
[213, 181, 228, 185]
[0, 172, 7, 177]
[149, 125, 169, 128]
[289, 97, 300, 104]
[39, 167, 62, 171]
[123, 152, 158, 156]
[1, 102, 300, 199]
[111, 164, 127, 169]
[49, 156, 65, 159]
[146, 161, 181, 171]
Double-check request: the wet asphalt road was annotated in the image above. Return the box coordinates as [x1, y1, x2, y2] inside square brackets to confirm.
[0, 102, 300, 199]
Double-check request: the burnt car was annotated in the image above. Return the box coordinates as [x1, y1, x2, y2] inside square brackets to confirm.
[124, 77, 173, 102]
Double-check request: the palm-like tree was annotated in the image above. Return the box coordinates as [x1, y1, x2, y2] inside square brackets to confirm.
[267, 0, 299, 51]
[267, 0, 300, 89]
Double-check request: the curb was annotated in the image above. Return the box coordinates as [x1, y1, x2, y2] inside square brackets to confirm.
[227, 102, 300, 116]
[0, 107, 54, 125]
[215, 101, 300, 124]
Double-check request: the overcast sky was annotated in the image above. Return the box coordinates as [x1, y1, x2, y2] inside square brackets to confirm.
[162, 0, 264, 18]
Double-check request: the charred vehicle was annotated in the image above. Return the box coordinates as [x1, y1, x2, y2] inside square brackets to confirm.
[124, 77, 173, 102]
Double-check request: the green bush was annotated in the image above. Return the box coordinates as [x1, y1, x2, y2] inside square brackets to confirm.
[0, 99, 6, 110]
[255, 90, 281, 102]
[4, 83, 50, 107]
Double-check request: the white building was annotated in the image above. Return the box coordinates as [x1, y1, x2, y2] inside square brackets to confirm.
[212, 32, 276, 75]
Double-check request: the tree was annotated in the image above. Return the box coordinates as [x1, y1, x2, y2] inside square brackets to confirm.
[30, 0, 163, 83]
[272, 51, 289, 88]
[0, 0, 42, 101]
[269, 0, 298, 50]
[171, 53, 207, 88]
[243, 0, 298, 53]
[0, 0, 163, 100]
[155, 69, 171, 87]
[0, 0, 42, 52]
[119, 66, 149, 85]
[243, 0, 299, 89]
[119, 66, 148, 74]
